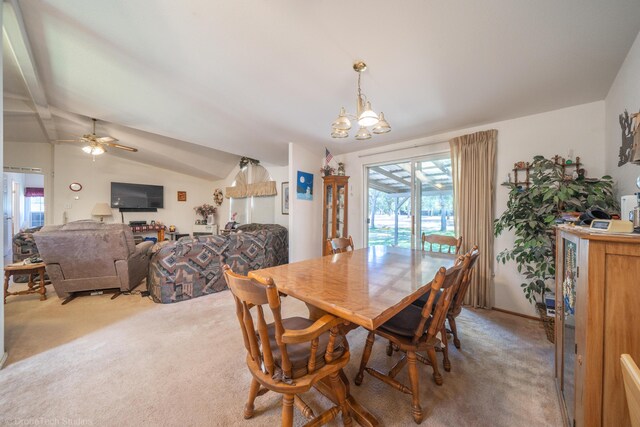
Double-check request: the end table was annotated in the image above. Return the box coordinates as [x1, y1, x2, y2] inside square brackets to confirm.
[4, 262, 47, 303]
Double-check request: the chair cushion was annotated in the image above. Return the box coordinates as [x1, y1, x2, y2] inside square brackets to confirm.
[267, 317, 345, 379]
[379, 304, 432, 338]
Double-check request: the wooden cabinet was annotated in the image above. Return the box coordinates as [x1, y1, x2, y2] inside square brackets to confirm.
[555, 225, 640, 427]
[322, 175, 349, 255]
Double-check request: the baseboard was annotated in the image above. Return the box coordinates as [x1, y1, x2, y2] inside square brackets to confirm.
[0, 352, 7, 369]
[492, 306, 540, 322]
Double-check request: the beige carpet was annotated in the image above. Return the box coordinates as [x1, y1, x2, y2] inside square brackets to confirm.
[1, 282, 562, 426]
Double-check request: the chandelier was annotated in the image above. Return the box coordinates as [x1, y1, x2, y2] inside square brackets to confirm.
[331, 61, 391, 140]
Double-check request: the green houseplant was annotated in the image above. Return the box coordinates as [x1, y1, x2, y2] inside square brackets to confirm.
[494, 156, 616, 307]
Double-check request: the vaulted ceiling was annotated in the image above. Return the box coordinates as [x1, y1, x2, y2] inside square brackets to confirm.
[4, 0, 640, 179]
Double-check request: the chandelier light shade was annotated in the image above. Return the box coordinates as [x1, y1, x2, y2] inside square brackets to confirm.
[331, 60, 390, 140]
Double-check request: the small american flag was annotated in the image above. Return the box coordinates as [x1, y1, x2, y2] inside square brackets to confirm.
[325, 147, 334, 165]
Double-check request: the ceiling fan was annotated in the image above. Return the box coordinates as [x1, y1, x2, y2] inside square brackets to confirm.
[56, 118, 138, 155]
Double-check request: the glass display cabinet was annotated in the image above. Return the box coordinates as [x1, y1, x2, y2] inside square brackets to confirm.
[322, 175, 349, 255]
[556, 233, 579, 427]
[555, 224, 640, 427]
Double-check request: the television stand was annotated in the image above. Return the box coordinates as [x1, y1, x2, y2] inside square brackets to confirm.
[129, 224, 166, 241]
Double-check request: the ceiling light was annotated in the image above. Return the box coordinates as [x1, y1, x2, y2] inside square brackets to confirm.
[82, 144, 105, 155]
[331, 60, 390, 140]
[372, 112, 391, 134]
[355, 126, 372, 140]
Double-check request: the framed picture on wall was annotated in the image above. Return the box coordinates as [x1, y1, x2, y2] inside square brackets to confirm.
[281, 182, 289, 215]
[177, 191, 187, 202]
[296, 171, 313, 201]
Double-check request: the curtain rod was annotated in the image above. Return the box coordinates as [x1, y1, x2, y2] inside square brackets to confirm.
[357, 140, 449, 158]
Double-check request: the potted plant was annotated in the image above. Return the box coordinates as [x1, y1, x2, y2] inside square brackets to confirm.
[494, 155, 617, 342]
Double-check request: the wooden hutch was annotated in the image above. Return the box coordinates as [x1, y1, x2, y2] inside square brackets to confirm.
[555, 225, 640, 427]
[322, 175, 349, 255]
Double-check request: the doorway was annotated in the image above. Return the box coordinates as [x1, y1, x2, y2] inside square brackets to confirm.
[3, 171, 46, 261]
[366, 153, 454, 249]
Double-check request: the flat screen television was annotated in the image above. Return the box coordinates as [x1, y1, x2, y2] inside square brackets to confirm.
[111, 182, 164, 211]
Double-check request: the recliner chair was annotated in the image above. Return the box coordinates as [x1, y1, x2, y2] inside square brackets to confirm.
[34, 220, 153, 302]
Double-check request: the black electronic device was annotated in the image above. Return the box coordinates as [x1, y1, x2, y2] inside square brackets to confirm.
[128, 221, 147, 226]
[111, 182, 164, 211]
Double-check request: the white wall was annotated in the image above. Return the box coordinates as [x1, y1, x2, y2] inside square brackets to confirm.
[4, 141, 53, 225]
[53, 145, 214, 236]
[288, 142, 322, 262]
[337, 101, 606, 316]
[605, 31, 640, 197]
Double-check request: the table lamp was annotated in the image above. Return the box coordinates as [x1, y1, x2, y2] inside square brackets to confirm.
[91, 202, 113, 222]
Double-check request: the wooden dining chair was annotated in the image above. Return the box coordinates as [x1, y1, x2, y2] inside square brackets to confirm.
[421, 233, 462, 254]
[386, 247, 478, 372]
[446, 246, 480, 350]
[327, 235, 354, 254]
[223, 265, 352, 427]
[621, 354, 640, 427]
[353, 257, 466, 424]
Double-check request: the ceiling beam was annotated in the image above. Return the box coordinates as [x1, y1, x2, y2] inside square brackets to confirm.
[430, 160, 451, 176]
[398, 163, 446, 191]
[370, 166, 411, 189]
[369, 181, 405, 194]
[3, 0, 58, 141]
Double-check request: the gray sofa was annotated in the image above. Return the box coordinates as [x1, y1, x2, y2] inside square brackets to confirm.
[34, 220, 153, 299]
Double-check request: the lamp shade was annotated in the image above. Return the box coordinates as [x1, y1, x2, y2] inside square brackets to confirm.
[91, 202, 113, 219]
[332, 107, 352, 131]
[372, 112, 391, 134]
[83, 144, 105, 155]
[358, 101, 379, 127]
[355, 126, 371, 140]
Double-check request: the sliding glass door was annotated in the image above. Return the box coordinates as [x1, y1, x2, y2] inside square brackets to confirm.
[367, 161, 413, 248]
[366, 153, 454, 249]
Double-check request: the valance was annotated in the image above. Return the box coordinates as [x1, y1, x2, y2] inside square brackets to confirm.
[225, 164, 276, 199]
[25, 187, 44, 197]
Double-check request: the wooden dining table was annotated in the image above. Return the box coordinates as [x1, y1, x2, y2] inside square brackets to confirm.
[249, 246, 457, 426]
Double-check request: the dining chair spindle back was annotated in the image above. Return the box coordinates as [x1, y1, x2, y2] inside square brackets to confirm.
[422, 233, 462, 254]
[223, 264, 353, 427]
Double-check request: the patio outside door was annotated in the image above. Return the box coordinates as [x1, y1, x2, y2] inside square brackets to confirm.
[366, 153, 454, 249]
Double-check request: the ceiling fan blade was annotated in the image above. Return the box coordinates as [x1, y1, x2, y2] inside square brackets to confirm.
[96, 136, 118, 143]
[54, 139, 81, 143]
[102, 142, 138, 152]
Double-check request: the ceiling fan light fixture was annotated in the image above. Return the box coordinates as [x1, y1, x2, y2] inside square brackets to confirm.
[82, 144, 105, 155]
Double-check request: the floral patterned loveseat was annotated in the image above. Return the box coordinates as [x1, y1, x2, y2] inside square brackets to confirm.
[148, 224, 288, 303]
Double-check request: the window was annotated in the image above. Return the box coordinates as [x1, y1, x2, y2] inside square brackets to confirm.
[29, 196, 45, 227]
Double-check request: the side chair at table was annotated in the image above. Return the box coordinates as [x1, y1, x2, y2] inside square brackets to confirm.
[353, 257, 466, 424]
[421, 233, 462, 255]
[411, 246, 480, 356]
[327, 235, 354, 254]
[222, 264, 353, 427]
